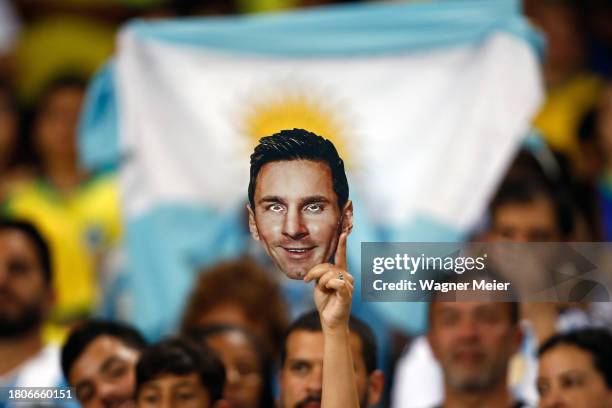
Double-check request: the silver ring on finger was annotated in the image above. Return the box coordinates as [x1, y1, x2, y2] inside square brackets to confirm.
[337, 272, 344, 281]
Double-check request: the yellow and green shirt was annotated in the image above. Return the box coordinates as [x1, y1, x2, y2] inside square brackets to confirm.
[3, 174, 122, 329]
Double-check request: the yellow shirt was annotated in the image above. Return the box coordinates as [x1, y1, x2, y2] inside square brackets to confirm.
[533, 72, 603, 158]
[3, 174, 122, 324]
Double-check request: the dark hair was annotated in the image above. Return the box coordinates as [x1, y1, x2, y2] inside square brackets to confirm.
[280, 311, 377, 375]
[539, 328, 612, 388]
[248, 129, 349, 210]
[490, 175, 574, 239]
[61, 319, 146, 380]
[427, 269, 520, 326]
[188, 324, 275, 408]
[136, 338, 226, 403]
[0, 219, 52, 285]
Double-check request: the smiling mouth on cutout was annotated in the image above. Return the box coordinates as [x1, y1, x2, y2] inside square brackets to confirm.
[281, 246, 316, 260]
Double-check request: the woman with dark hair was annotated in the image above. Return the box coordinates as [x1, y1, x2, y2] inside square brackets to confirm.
[537, 328, 612, 407]
[181, 257, 288, 356]
[188, 325, 274, 408]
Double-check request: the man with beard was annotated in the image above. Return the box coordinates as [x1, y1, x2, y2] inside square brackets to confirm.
[279, 310, 384, 408]
[0, 219, 71, 406]
[427, 276, 525, 408]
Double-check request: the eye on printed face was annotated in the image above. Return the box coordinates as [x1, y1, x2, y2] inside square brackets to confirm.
[428, 302, 520, 393]
[537, 345, 612, 408]
[248, 160, 347, 280]
[137, 373, 211, 408]
[69, 335, 140, 408]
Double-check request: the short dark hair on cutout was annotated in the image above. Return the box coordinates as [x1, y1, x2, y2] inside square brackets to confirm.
[61, 319, 146, 380]
[490, 175, 574, 239]
[0, 219, 52, 285]
[248, 129, 349, 210]
[136, 338, 225, 403]
[538, 328, 612, 388]
[280, 311, 377, 374]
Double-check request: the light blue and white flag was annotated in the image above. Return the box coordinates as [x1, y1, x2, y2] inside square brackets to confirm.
[81, 0, 543, 338]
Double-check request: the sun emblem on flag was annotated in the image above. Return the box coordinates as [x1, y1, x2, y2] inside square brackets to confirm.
[240, 83, 352, 164]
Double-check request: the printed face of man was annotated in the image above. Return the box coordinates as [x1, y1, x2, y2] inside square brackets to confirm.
[69, 335, 140, 408]
[0, 229, 51, 338]
[537, 344, 612, 408]
[279, 330, 382, 408]
[248, 160, 352, 279]
[428, 301, 521, 393]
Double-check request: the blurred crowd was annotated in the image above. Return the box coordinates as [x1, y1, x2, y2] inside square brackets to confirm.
[0, 0, 612, 407]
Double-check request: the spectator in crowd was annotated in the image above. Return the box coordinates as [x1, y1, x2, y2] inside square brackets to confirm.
[426, 273, 525, 408]
[0, 219, 67, 402]
[526, 0, 603, 172]
[392, 159, 571, 408]
[3, 75, 122, 337]
[279, 310, 384, 408]
[537, 328, 612, 408]
[181, 257, 288, 355]
[188, 324, 274, 408]
[486, 175, 572, 243]
[135, 337, 229, 408]
[61, 320, 146, 408]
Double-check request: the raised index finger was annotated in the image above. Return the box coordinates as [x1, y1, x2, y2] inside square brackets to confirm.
[334, 231, 348, 271]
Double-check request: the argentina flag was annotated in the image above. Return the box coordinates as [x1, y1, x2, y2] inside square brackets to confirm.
[80, 0, 543, 339]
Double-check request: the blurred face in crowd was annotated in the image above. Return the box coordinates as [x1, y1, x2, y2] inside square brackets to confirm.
[280, 330, 383, 408]
[248, 160, 352, 279]
[69, 335, 140, 408]
[137, 373, 214, 408]
[33, 84, 84, 165]
[428, 302, 521, 394]
[196, 302, 267, 348]
[205, 330, 263, 408]
[0, 229, 51, 338]
[0, 89, 17, 168]
[537, 344, 612, 408]
[488, 196, 562, 242]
